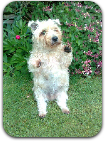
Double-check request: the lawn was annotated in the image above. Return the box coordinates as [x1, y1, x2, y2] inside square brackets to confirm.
[3, 74, 102, 137]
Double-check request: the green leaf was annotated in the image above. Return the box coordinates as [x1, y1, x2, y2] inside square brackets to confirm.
[71, 34, 75, 41]
[3, 62, 11, 67]
[3, 54, 7, 63]
[98, 47, 102, 50]
[15, 61, 26, 70]
[19, 19, 23, 28]
[19, 46, 27, 52]
[87, 75, 91, 78]
[76, 39, 81, 46]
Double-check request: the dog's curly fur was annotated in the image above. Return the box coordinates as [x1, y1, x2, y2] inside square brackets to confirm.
[28, 19, 73, 118]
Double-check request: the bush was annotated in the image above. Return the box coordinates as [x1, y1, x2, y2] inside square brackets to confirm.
[3, 19, 32, 76]
[3, 1, 102, 76]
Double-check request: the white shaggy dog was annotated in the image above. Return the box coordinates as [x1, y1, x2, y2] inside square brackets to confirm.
[28, 19, 73, 118]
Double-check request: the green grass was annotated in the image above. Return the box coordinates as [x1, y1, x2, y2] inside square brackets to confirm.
[3, 74, 102, 137]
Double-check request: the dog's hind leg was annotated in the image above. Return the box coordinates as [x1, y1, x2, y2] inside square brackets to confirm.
[56, 92, 70, 114]
[34, 88, 47, 118]
[36, 95, 47, 118]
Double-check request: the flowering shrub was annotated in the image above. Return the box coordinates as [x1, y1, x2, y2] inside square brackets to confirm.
[60, 1, 102, 76]
[3, 1, 102, 76]
[3, 19, 32, 76]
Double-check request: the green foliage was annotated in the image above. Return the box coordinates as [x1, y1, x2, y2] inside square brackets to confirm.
[3, 19, 32, 76]
[3, 1, 102, 76]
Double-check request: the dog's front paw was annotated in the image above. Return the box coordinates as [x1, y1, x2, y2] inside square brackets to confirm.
[36, 60, 41, 68]
[64, 46, 71, 53]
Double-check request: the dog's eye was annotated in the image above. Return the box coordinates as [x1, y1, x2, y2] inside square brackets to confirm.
[41, 30, 46, 35]
[54, 28, 58, 32]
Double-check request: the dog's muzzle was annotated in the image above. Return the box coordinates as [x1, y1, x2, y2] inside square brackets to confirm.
[52, 36, 58, 42]
[52, 36, 58, 45]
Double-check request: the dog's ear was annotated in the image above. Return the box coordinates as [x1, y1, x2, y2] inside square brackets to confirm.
[53, 19, 61, 25]
[28, 21, 38, 32]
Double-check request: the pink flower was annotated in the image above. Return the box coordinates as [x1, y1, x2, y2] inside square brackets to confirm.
[75, 8, 81, 12]
[97, 61, 102, 68]
[93, 59, 97, 63]
[75, 69, 82, 74]
[85, 50, 93, 56]
[64, 3, 71, 6]
[74, 57, 78, 61]
[77, 2, 82, 7]
[16, 35, 20, 39]
[94, 53, 99, 58]
[87, 59, 91, 63]
[84, 60, 88, 65]
[27, 95, 29, 98]
[43, 6, 52, 12]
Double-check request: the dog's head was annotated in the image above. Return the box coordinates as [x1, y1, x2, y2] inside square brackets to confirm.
[28, 19, 62, 49]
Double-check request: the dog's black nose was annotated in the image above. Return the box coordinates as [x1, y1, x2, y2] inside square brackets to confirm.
[52, 36, 58, 42]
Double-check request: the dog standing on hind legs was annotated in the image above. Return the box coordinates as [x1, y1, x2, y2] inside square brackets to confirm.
[28, 19, 73, 118]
